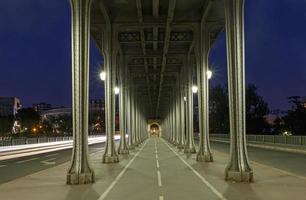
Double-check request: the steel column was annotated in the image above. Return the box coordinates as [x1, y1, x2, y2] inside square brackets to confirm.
[67, 0, 95, 185]
[196, 25, 213, 162]
[127, 78, 135, 150]
[224, 0, 253, 182]
[102, 29, 119, 164]
[184, 56, 196, 154]
[118, 55, 129, 154]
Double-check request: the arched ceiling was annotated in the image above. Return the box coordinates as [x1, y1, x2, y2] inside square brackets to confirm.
[90, 0, 225, 119]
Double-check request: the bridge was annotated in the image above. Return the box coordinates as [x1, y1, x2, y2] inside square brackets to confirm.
[68, 0, 249, 184]
[1, 0, 306, 199]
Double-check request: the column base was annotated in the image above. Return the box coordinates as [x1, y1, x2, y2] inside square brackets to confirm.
[128, 145, 136, 150]
[118, 148, 129, 155]
[196, 152, 213, 162]
[66, 171, 95, 185]
[102, 155, 119, 163]
[184, 147, 196, 154]
[177, 144, 185, 150]
[225, 170, 253, 182]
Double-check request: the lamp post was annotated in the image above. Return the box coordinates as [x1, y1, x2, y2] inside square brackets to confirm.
[114, 86, 120, 95]
[100, 71, 106, 81]
[207, 70, 212, 80]
[192, 85, 198, 93]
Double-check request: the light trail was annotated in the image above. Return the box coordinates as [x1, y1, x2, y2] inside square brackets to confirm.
[0, 135, 120, 161]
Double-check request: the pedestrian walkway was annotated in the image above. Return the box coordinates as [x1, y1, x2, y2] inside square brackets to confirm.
[211, 138, 306, 155]
[1, 137, 306, 200]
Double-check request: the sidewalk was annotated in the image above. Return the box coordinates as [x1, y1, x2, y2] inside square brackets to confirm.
[211, 138, 306, 155]
[0, 137, 306, 200]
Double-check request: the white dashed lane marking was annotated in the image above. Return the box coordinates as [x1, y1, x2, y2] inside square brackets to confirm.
[44, 153, 58, 157]
[16, 157, 39, 164]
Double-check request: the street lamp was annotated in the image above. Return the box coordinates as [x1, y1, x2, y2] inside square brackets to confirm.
[183, 96, 187, 101]
[192, 85, 198, 93]
[100, 71, 106, 81]
[114, 86, 120, 95]
[207, 70, 212, 79]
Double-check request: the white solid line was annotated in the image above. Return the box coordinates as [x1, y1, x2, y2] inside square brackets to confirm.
[41, 158, 56, 162]
[98, 140, 149, 200]
[156, 154, 158, 159]
[159, 195, 164, 200]
[156, 159, 160, 169]
[45, 153, 58, 157]
[162, 140, 227, 200]
[16, 157, 39, 164]
[157, 170, 162, 187]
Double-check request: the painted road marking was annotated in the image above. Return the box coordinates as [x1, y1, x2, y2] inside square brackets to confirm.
[155, 139, 162, 185]
[98, 140, 149, 200]
[45, 153, 58, 157]
[0, 165, 6, 168]
[40, 158, 56, 165]
[157, 170, 162, 187]
[163, 139, 227, 200]
[159, 195, 164, 200]
[16, 157, 39, 164]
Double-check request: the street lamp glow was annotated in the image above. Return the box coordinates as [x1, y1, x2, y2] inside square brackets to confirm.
[114, 87, 120, 95]
[207, 70, 212, 79]
[192, 85, 198, 93]
[99, 71, 106, 81]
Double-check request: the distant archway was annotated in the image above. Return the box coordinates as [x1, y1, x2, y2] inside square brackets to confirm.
[147, 120, 161, 137]
[149, 124, 160, 136]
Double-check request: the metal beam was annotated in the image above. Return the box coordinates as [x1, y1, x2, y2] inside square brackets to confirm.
[135, 0, 153, 115]
[152, 0, 159, 18]
[155, 0, 176, 117]
[201, 0, 213, 24]
[98, 0, 111, 29]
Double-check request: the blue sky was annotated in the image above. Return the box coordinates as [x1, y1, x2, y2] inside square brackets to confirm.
[0, 0, 305, 110]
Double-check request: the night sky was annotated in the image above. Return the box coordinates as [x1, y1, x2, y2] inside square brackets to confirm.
[0, 0, 306, 111]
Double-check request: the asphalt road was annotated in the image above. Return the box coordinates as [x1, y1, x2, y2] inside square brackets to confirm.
[211, 141, 306, 177]
[0, 142, 106, 184]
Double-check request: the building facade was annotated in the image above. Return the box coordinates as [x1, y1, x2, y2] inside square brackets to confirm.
[33, 102, 52, 113]
[0, 97, 21, 116]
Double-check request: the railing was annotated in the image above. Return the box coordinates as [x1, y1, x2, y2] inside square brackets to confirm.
[0, 135, 103, 147]
[210, 134, 306, 146]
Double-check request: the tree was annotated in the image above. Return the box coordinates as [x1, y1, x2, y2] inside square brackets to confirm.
[16, 108, 40, 133]
[246, 84, 270, 134]
[272, 117, 284, 134]
[209, 84, 270, 134]
[42, 115, 72, 136]
[209, 85, 229, 133]
[282, 96, 306, 135]
[0, 116, 14, 135]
